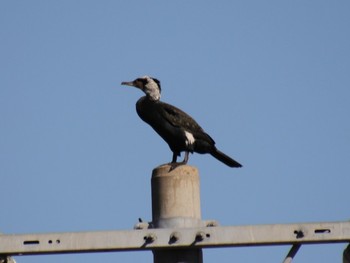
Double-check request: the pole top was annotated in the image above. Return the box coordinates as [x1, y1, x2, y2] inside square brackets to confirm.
[152, 164, 199, 178]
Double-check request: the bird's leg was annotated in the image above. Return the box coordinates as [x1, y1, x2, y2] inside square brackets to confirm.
[182, 151, 189, 164]
[169, 151, 189, 171]
[171, 153, 177, 163]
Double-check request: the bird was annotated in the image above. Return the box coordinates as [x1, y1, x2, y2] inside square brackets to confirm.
[121, 76, 242, 168]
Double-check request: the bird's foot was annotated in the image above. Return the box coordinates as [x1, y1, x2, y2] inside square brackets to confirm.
[168, 161, 186, 172]
[168, 151, 189, 171]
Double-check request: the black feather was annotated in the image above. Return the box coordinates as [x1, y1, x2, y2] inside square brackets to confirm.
[123, 76, 242, 168]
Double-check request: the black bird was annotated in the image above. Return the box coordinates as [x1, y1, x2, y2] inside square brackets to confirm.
[121, 76, 242, 168]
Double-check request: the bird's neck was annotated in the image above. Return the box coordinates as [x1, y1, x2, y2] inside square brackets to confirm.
[146, 90, 161, 101]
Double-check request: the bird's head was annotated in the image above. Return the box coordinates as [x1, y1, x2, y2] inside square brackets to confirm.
[122, 76, 161, 101]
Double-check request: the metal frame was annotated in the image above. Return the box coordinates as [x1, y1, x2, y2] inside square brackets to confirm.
[1, 221, 349, 257]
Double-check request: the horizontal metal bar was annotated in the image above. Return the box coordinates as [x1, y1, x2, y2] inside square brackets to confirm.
[1, 221, 349, 256]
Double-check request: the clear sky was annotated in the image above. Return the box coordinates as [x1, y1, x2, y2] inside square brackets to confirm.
[1, 1, 350, 262]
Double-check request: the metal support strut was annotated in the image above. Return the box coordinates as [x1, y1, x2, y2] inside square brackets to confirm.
[283, 244, 301, 263]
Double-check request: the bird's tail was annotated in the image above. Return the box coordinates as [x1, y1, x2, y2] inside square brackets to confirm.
[211, 148, 242, 168]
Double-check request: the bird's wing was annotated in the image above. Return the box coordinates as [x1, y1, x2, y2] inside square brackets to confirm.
[157, 101, 215, 144]
[157, 101, 203, 131]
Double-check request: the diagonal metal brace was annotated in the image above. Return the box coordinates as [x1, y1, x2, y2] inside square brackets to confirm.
[283, 244, 301, 263]
[344, 243, 350, 263]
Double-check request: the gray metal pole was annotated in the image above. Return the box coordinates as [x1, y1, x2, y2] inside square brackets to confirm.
[283, 244, 301, 263]
[344, 244, 350, 263]
[151, 164, 203, 263]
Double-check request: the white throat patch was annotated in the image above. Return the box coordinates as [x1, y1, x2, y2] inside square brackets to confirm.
[144, 76, 161, 101]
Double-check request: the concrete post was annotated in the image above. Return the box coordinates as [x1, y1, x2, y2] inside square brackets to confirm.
[151, 164, 203, 263]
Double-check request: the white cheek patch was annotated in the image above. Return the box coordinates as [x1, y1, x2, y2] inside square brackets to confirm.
[184, 131, 195, 146]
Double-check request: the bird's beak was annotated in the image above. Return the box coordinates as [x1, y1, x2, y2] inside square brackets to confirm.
[121, 81, 135, 87]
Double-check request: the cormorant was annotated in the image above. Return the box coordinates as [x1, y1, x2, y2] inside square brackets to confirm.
[121, 76, 242, 168]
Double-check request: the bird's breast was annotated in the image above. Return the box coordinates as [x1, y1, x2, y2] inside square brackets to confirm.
[135, 97, 189, 151]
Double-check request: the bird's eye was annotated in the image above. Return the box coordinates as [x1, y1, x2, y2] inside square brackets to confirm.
[137, 78, 148, 85]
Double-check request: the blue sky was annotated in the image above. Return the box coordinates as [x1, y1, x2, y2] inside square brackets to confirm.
[1, 1, 349, 262]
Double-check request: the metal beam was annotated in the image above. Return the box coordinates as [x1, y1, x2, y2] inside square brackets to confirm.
[1, 221, 350, 256]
